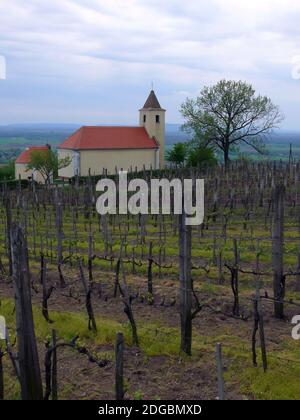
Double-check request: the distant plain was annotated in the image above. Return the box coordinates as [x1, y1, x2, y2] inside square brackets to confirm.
[0, 123, 299, 163]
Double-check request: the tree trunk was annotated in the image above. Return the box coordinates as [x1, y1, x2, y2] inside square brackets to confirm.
[224, 144, 230, 167]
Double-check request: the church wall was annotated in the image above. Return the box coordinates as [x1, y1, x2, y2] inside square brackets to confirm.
[79, 148, 157, 176]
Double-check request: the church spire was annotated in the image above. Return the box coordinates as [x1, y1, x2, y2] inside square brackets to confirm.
[142, 90, 162, 109]
[139, 89, 166, 169]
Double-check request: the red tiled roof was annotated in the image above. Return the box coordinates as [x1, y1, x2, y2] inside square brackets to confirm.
[15, 146, 50, 164]
[58, 126, 159, 150]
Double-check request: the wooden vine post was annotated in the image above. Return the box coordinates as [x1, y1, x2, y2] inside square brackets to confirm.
[232, 239, 240, 317]
[11, 224, 43, 400]
[120, 260, 139, 347]
[0, 342, 4, 400]
[252, 293, 268, 372]
[115, 332, 124, 400]
[216, 343, 225, 400]
[5, 196, 13, 276]
[296, 216, 300, 292]
[51, 329, 58, 400]
[147, 241, 154, 297]
[179, 212, 192, 355]
[40, 254, 54, 323]
[272, 184, 285, 319]
[55, 190, 63, 266]
[78, 259, 97, 332]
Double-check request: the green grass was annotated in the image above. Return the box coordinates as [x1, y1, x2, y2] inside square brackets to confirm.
[232, 358, 300, 400]
[0, 298, 190, 357]
[2, 297, 300, 400]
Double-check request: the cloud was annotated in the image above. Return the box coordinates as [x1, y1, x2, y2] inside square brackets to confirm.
[0, 0, 300, 127]
[0, 55, 6, 79]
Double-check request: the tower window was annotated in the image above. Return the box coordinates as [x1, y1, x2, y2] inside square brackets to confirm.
[156, 115, 160, 123]
[143, 115, 146, 123]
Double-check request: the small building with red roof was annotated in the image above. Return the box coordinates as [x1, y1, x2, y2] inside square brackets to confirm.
[15, 145, 50, 183]
[58, 90, 165, 178]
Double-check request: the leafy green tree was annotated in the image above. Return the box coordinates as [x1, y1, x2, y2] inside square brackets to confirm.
[187, 146, 217, 168]
[27, 148, 71, 184]
[0, 160, 15, 180]
[166, 138, 217, 168]
[166, 142, 187, 166]
[181, 80, 283, 165]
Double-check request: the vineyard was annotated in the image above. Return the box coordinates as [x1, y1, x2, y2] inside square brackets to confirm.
[0, 161, 300, 400]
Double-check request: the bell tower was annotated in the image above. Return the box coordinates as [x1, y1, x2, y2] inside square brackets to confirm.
[139, 90, 166, 169]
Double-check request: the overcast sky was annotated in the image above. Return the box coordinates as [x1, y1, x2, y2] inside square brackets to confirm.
[1, 0, 300, 128]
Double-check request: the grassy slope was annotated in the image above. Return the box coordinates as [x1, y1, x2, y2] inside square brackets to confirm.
[1, 287, 300, 400]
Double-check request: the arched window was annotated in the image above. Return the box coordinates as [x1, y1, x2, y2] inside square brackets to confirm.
[143, 115, 146, 123]
[156, 115, 160, 123]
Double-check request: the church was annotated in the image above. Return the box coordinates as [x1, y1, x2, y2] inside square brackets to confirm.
[58, 90, 165, 178]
